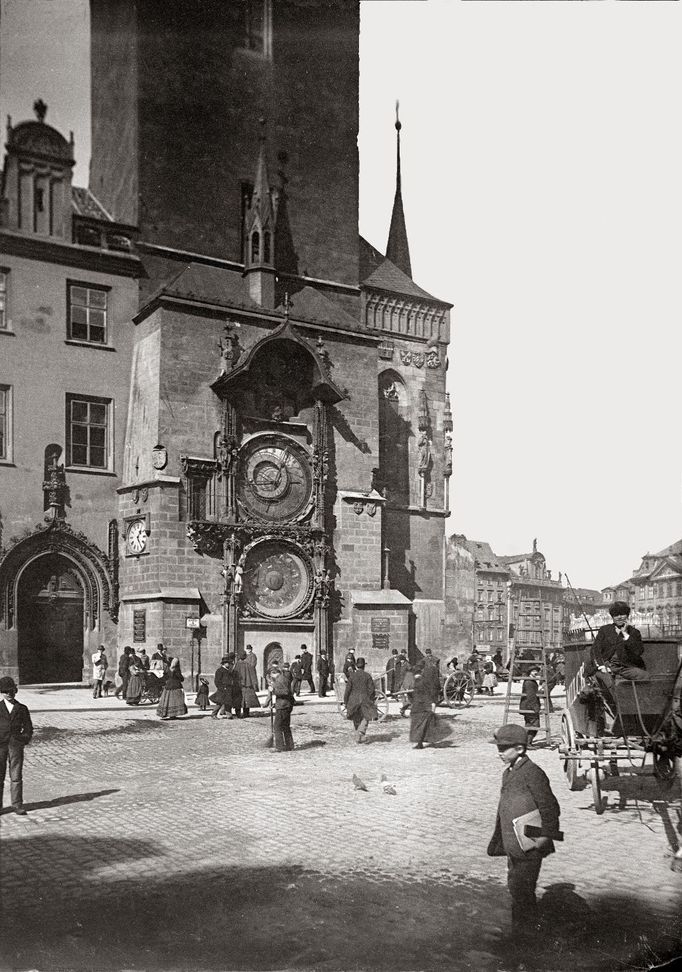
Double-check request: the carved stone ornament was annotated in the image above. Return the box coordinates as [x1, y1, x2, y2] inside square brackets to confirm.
[132, 489, 140, 505]
[426, 350, 441, 369]
[181, 456, 218, 478]
[399, 350, 412, 366]
[353, 501, 364, 516]
[152, 444, 168, 470]
[365, 502, 377, 517]
[378, 343, 394, 360]
[141, 487, 149, 503]
[412, 352, 425, 369]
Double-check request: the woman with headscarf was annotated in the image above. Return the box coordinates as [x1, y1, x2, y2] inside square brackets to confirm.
[409, 659, 441, 749]
[156, 657, 188, 720]
[125, 651, 145, 705]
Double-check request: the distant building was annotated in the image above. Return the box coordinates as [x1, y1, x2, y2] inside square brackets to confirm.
[499, 540, 565, 656]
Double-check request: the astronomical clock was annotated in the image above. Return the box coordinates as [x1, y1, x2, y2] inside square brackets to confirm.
[183, 319, 344, 658]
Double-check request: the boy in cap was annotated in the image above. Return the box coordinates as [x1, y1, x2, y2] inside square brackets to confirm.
[487, 723, 561, 941]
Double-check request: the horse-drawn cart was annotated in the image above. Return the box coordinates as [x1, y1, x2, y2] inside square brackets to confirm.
[558, 636, 682, 813]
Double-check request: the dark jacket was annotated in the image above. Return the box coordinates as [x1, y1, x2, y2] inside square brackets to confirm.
[213, 665, 241, 707]
[589, 623, 645, 675]
[343, 669, 377, 720]
[342, 655, 356, 677]
[118, 653, 131, 677]
[271, 673, 295, 710]
[411, 671, 439, 714]
[317, 655, 330, 678]
[487, 755, 560, 860]
[519, 677, 540, 714]
[300, 650, 313, 677]
[0, 698, 34, 746]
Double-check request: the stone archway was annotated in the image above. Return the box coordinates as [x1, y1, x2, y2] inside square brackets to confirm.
[17, 554, 85, 683]
[263, 641, 283, 674]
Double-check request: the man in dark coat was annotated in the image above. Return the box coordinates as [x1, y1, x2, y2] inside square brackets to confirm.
[317, 650, 330, 697]
[114, 646, 133, 700]
[587, 601, 647, 708]
[211, 655, 239, 719]
[487, 723, 561, 939]
[385, 649, 399, 694]
[265, 664, 295, 752]
[235, 646, 260, 717]
[342, 650, 356, 677]
[519, 667, 541, 743]
[0, 676, 34, 815]
[393, 649, 408, 691]
[290, 656, 303, 698]
[299, 644, 315, 693]
[466, 647, 483, 692]
[343, 657, 377, 743]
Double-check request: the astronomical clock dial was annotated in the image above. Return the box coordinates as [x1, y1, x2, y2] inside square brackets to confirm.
[242, 541, 313, 619]
[126, 518, 148, 555]
[238, 434, 313, 523]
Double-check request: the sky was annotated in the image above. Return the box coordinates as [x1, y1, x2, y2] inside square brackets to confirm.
[2, 0, 682, 591]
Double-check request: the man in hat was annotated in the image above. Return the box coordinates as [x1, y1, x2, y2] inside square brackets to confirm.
[0, 676, 34, 815]
[587, 601, 647, 709]
[487, 723, 561, 941]
[300, 644, 315, 694]
[265, 663, 295, 752]
[317, 649, 331, 697]
[343, 657, 377, 744]
[211, 655, 236, 720]
[385, 648, 399, 695]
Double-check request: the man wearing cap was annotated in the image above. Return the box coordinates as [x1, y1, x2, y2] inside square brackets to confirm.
[211, 655, 238, 720]
[317, 649, 331, 697]
[265, 663, 295, 751]
[487, 723, 561, 941]
[0, 676, 34, 815]
[587, 601, 647, 710]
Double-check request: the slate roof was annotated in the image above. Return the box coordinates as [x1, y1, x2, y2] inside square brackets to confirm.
[71, 187, 113, 221]
[275, 286, 358, 331]
[363, 256, 440, 302]
[151, 263, 263, 314]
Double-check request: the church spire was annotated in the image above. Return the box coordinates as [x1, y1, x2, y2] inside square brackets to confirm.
[244, 119, 278, 308]
[385, 101, 412, 279]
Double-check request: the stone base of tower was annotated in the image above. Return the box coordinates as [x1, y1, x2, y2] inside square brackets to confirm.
[335, 590, 412, 672]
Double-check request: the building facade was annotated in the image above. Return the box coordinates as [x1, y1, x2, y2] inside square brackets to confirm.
[0, 1, 452, 683]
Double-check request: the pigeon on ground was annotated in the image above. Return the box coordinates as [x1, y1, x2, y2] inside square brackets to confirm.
[352, 773, 368, 791]
[380, 773, 396, 795]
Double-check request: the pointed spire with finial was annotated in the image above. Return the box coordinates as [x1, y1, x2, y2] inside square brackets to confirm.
[245, 116, 277, 269]
[385, 100, 412, 279]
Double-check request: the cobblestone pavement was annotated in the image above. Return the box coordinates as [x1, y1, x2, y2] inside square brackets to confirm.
[1, 688, 681, 972]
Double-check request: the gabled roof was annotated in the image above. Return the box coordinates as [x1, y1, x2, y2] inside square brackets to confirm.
[652, 538, 682, 558]
[363, 257, 439, 301]
[498, 551, 544, 565]
[462, 540, 509, 573]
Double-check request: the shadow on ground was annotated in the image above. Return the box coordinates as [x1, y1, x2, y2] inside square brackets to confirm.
[1, 835, 680, 971]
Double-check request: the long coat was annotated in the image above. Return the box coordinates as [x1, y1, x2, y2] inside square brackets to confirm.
[590, 623, 645, 675]
[213, 665, 242, 709]
[0, 698, 33, 746]
[343, 669, 377, 721]
[487, 755, 560, 860]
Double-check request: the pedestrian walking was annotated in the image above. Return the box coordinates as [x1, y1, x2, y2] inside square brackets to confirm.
[125, 653, 145, 705]
[156, 658, 188, 720]
[487, 723, 562, 942]
[290, 655, 303, 697]
[519, 668, 541, 743]
[137, 648, 151, 671]
[394, 649, 408, 691]
[91, 644, 108, 699]
[195, 677, 210, 710]
[114, 645, 133, 699]
[317, 649, 330, 697]
[235, 648, 260, 717]
[343, 657, 377, 744]
[409, 659, 441, 749]
[342, 650, 356, 677]
[0, 676, 33, 815]
[210, 655, 240, 719]
[264, 663, 295, 752]
[385, 648, 399, 694]
[399, 664, 415, 716]
[300, 644, 315, 693]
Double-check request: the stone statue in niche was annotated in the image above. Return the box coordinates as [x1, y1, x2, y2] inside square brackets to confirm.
[417, 432, 431, 473]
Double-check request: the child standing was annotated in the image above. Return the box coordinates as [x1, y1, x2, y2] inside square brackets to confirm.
[519, 667, 541, 743]
[195, 677, 210, 710]
[487, 723, 561, 941]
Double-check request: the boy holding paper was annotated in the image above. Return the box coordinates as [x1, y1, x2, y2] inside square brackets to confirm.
[487, 723, 562, 940]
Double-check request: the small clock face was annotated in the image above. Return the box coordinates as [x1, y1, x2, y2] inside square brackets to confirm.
[242, 540, 313, 619]
[238, 434, 312, 522]
[127, 519, 148, 554]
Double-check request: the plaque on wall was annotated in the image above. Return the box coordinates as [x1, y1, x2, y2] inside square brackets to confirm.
[133, 609, 146, 643]
[372, 633, 390, 651]
[371, 618, 390, 634]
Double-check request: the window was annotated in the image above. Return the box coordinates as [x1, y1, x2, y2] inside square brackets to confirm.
[66, 395, 110, 469]
[0, 385, 11, 460]
[67, 283, 109, 344]
[0, 271, 8, 330]
[188, 478, 208, 520]
[242, 0, 273, 58]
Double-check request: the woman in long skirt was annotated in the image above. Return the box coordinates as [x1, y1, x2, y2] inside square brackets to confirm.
[125, 656, 145, 705]
[409, 660, 440, 749]
[157, 657, 188, 720]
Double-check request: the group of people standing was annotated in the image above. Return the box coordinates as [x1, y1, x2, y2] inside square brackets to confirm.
[210, 645, 260, 719]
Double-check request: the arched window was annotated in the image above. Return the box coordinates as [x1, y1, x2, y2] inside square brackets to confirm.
[251, 230, 260, 263]
[263, 231, 271, 264]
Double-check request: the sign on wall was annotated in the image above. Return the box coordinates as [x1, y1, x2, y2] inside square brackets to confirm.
[133, 609, 146, 643]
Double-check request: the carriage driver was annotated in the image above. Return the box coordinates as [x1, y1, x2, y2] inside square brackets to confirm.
[587, 601, 648, 707]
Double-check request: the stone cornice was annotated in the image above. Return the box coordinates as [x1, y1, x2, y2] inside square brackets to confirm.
[0, 230, 142, 278]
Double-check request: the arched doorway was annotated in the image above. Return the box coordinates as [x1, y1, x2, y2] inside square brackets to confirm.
[263, 641, 284, 674]
[17, 554, 85, 683]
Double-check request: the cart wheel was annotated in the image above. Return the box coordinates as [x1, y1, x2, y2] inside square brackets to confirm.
[375, 690, 389, 723]
[653, 751, 678, 785]
[561, 712, 584, 791]
[443, 673, 474, 709]
[589, 761, 605, 814]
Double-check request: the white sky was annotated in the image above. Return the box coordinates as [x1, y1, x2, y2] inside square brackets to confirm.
[2, 0, 682, 591]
